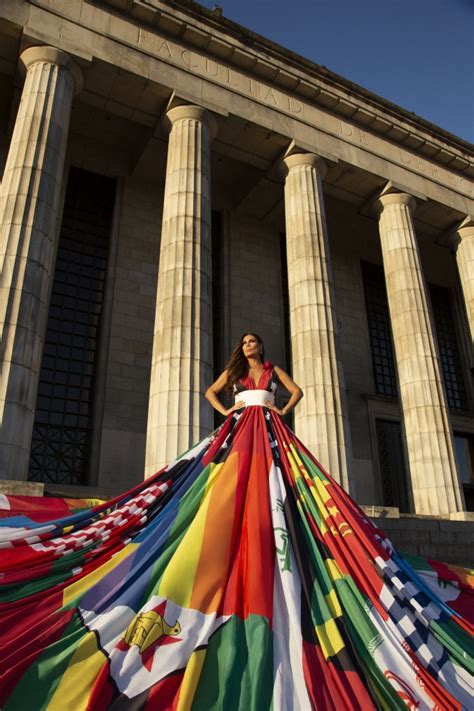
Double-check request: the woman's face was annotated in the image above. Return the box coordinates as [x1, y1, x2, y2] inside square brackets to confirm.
[241, 334, 262, 360]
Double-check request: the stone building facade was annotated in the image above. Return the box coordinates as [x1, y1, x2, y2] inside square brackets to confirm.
[1, 0, 473, 537]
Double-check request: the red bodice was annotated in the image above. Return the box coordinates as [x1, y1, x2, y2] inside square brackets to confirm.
[238, 360, 274, 390]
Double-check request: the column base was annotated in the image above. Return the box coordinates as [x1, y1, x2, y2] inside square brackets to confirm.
[449, 511, 474, 522]
[0, 480, 44, 497]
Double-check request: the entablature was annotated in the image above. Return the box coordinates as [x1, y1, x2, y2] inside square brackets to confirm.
[0, 0, 472, 221]
[91, 0, 472, 176]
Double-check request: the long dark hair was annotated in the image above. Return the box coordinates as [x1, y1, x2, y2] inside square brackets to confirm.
[225, 333, 265, 387]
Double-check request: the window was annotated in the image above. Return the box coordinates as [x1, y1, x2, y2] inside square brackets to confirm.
[28, 167, 116, 485]
[429, 285, 468, 411]
[375, 419, 409, 512]
[361, 261, 397, 399]
[453, 433, 474, 511]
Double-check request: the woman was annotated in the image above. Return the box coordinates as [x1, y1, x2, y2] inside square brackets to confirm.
[205, 332, 303, 418]
[0, 334, 472, 710]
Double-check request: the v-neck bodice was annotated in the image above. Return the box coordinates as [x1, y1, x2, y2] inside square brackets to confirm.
[247, 369, 266, 389]
[233, 362, 278, 395]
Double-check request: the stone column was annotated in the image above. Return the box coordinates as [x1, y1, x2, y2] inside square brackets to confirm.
[0, 46, 82, 479]
[447, 217, 474, 361]
[145, 105, 216, 476]
[282, 153, 353, 492]
[374, 192, 465, 515]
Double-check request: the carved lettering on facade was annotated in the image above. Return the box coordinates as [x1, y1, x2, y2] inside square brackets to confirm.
[400, 150, 412, 165]
[359, 131, 372, 147]
[205, 59, 219, 77]
[289, 97, 302, 114]
[157, 39, 173, 58]
[263, 88, 278, 105]
[141, 33, 469, 197]
[335, 120, 469, 195]
[225, 68, 241, 88]
[181, 50, 198, 69]
[177, 47, 304, 116]
[339, 122, 371, 148]
[340, 122, 354, 137]
[399, 150, 425, 174]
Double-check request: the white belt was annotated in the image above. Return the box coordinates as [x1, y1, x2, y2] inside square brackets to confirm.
[235, 389, 275, 407]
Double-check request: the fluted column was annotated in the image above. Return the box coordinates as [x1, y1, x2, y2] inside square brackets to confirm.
[282, 153, 353, 492]
[145, 105, 216, 476]
[0, 46, 82, 479]
[375, 192, 465, 515]
[447, 217, 474, 360]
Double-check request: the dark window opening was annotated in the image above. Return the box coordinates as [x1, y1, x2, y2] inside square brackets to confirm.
[28, 167, 116, 485]
[361, 261, 397, 399]
[429, 285, 468, 411]
[453, 433, 474, 512]
[375, 419, 409, 512]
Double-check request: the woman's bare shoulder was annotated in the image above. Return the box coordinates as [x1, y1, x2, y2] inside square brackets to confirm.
[206, 369, 228, 393]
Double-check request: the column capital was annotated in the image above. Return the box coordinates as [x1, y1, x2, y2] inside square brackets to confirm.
[20, 45, 83, 95]
[282, 152, 328, 179]
[456, 215, 474, 233]
[373, 190, 417, 216]
[438, 216, 474, 253]
[442, 216, 474, 365]
[164, 104, 218, 141]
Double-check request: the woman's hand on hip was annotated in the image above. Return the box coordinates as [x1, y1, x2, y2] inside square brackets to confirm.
[265, 401, 285, 416]
[225, 400, 245, 416]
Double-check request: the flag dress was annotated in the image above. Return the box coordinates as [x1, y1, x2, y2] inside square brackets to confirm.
[0, 363, 472, 710]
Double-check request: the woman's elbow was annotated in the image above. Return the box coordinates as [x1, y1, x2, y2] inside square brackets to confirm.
[204, 387, 215, 401]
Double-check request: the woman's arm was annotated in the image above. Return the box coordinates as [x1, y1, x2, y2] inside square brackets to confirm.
[205, 370, 245, 417]
[265, 365, 303, 416]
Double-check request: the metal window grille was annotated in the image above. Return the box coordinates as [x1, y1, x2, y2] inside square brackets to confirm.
[28, 167, 116, 485]
[429, 284, 468, 411]
[453, 433, 474, 512]
[361, 261, 397, 399]
[375, 419, 409, 512]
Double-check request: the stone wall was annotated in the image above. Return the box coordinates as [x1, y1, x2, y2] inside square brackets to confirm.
[329, 196, 381, 503]
[365, 509, 474, 567]
[95, 176, 162, 489]
[222, 211, 288, 369]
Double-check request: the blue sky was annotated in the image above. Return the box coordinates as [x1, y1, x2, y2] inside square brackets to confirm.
[198, 0, 474, 142]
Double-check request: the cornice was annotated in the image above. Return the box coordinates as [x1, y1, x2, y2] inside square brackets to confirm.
[48, 0, 473, 178]
[165, 2, 473, 156]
